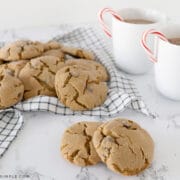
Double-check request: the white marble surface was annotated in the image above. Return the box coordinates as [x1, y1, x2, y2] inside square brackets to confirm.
[0, 26, 180, 180]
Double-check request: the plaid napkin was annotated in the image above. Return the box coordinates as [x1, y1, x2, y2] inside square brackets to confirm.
[0, 25, 150, 157]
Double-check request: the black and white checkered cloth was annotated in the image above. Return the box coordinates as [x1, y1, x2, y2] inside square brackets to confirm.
[0, 25, 150, 157]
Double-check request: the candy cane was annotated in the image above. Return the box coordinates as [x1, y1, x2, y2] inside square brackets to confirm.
[98, 8, 123, 37]
[141, 29, 168, 63]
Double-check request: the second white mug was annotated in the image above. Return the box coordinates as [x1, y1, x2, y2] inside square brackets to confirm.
[141, 25, 180, 100]
[98, 8, 167, 74]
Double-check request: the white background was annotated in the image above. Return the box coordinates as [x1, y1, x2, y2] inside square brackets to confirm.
[0, 0, 179, 30]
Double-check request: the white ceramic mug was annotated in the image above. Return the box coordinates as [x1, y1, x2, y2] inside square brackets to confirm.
[98, 8, 167, 74]
[141, 25, 180, 100]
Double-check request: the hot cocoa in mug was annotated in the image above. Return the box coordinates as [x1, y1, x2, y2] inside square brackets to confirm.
[124, 19, 155, 24]
[168, 37, 180, 45]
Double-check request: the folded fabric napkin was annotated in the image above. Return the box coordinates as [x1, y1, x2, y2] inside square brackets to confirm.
[0, 25, 150, 157]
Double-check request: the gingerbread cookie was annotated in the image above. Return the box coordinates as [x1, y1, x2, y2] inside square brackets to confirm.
[0, 71, 24, 109]
[0, 40, 45, 61]
[19, 55, 64, 100]
[61, 46, 95, 60]
[61, 121, 102, 166]
[55, 65, 108, 111]
[93, 119, 154, 175]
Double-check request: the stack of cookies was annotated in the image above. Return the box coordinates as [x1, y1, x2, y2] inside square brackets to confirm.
[0, 40, 109, 110]
[61, 118, 154, 176]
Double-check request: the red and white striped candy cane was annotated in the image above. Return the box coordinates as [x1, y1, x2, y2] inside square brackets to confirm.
[141, 29, 168, 63]
[98, 8, 123, 38]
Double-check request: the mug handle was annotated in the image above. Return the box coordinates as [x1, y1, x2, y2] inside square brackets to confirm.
[141, 29, 168, 63]
[98, 8, 123, 38]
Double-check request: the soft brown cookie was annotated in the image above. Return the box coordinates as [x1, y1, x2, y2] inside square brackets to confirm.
[0, 71, 24, 109]
[0, 40, 45, 61]
[42, 49, 64, 61]
[43, 41, 62, 51]
[61, 121, 102, 166]
[61, 46, 95, 60]
[19, 55, 64, 100]
[55, 65, 108, 111]
[0, 60, 28, 77]
[65, 59, 109, 82]
[93, 119, 154, 176]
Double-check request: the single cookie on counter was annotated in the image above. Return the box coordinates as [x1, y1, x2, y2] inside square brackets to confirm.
[0, 40, 45, 61]
[65, 59, 109, 81]
[19, 55, 64, 100]
[61, 121, 102, 166]
[93, 119, 154, 176]
[0, 71, 24, 109]
[61, 46, 95, 60]
[0, 60, 28, 77]
[55, 65, 108, 111]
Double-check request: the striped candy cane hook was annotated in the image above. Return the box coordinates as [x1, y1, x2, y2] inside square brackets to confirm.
[141, 29, 168, 63]
[98, 8, 123, 38]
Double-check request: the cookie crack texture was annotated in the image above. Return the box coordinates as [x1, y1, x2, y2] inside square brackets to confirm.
[29, 58, 58, 76]
[112, 163, 123, 174]
[18, 45, 23, 59]
[95, 128, 105, 149]
[140, 147, 149, 166]
[0, 74, 4, 81]
[19, 56, 63, 99]
[55, 63, 108, 111]
[34, 44, 44, 54]
[111, 163, 143, 176]
[84, 76, 89, 93]
[113, 155, 150, 176]
[61, 122, 102, 167]
[0, 40, 64, 62]
[32, 76, 54, 93]
[39, 59, 56, 75]
[93, 119, 154, 175]
[43, 41, 62, 51]
[102, 143, 113, 163]
[60, 144, 68, 151]
[83, 124, 91, 156]
[61, 46, 95, 60]
[69, 150, 80, 162]
[0, 72, 24, 109]
[122, 120, 137, 130]
[0, 40, 46, 61]
[7, 48, 10, 58]
[70, 83, 88, 109]
[128, 144, 137, 156]
[62, 70, 72, 88]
